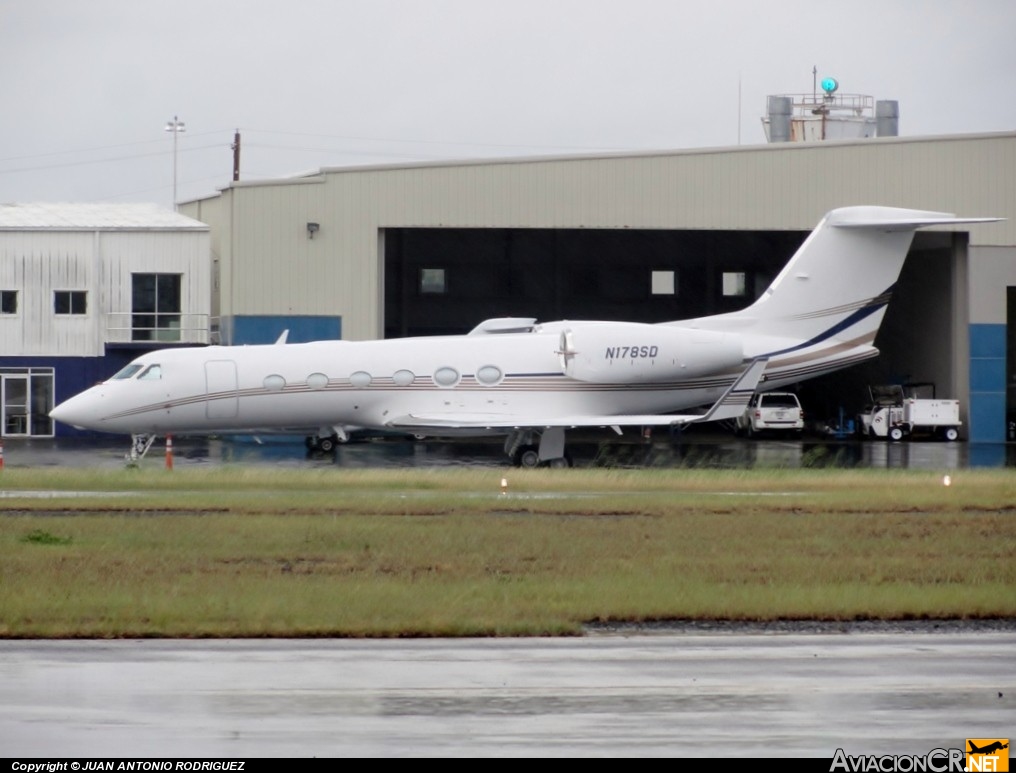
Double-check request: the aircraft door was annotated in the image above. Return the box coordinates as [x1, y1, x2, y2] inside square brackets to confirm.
[205, 360, 238, 419]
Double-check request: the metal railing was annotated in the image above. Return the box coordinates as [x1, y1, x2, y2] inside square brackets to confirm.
[771, 92, 875, 118]
[105, 312, 213, 345]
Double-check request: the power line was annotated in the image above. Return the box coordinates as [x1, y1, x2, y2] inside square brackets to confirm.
[94, 172, 229, 203]
[0, 129, 232, 165]
[0, 127, 625, 179]
[0, 143, 224, 175]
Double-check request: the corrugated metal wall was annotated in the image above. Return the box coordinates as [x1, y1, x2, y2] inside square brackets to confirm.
[181, 132, 1016, 342]
[0, 229, 210, 356]
[0, 232, 98, 355]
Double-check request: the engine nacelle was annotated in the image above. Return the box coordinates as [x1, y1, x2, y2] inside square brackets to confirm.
[558, 322, 743, 384]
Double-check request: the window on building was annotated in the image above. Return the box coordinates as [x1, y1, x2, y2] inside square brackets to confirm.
[132, 273, 182, 341]
[54, 290, 87, 315]
[1, 290, 16, 314]
[651, 270, 676, 296]
[722, 272, 747, 297]
[420, 268, 447, 294]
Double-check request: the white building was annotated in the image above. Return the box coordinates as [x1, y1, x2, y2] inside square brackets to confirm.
[0, 203, 210, 437]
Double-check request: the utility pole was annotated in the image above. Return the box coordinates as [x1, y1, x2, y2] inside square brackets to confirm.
[164, 115, 186, 209]
[231, 129, 241, 181]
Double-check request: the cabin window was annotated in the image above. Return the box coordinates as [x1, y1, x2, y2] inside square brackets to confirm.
[263, 374, 286, 391]
[722, 272, 747, 297]
[54, 290, 87, 315]
[111, 363, 144, 381]
[651, 271, 676, 296]
[132, 273, 182, 341]
[420, 268, 446, 294]
[433, 367, 460, 387]
[349, 371, 372, 388]
[476, 365, 503, 386]
[306, 373, 329, 390]
[1, 290, 16, 314]
[392, 369, 415, 387]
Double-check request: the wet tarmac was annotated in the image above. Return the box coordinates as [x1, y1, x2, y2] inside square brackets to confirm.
[1, 631, 1013, 757]
[2, 431, 1015, 470]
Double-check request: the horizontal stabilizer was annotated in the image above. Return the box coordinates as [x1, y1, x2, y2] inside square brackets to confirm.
[829, 207, 1002, 231]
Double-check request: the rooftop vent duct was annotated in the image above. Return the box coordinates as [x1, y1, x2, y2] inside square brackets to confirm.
[876, 100, 899, 137]
[767, 96, 793, 143]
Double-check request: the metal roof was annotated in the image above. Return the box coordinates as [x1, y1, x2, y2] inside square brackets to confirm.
[0, 202, 208, 230]
[200, 130, 1016, 196]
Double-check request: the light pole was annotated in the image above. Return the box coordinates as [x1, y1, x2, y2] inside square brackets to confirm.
[164, 115, 186, 209]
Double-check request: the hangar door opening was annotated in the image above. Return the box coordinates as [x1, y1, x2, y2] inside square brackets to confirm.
[384, 228, 807, 339]
[384, 227, 964, 423]
[796, 233, 964, 424]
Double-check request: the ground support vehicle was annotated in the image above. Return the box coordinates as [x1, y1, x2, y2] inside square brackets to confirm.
[857, 384, 961, 441]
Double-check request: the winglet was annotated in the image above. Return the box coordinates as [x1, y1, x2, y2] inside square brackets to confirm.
[274, 330, 289, 345]
[692, 357, 768, 424]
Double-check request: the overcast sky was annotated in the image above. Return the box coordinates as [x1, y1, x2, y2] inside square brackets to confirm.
[2, 0, 1014, 208]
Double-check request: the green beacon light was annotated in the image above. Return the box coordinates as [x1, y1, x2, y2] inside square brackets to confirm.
[821, 77, 839, 95]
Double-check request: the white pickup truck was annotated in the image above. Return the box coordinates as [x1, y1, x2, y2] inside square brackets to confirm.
[857, 383, 961, 441]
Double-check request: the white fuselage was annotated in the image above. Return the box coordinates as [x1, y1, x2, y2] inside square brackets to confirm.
[50, 321, 869, 436]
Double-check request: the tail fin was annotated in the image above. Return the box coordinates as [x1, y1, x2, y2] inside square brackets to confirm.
[698, 206, 998, 346]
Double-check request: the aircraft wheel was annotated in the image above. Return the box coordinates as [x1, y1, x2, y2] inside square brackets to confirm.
[888, 426, 905, 442]
[548, 455, 572, 469]
[318, 436, 336, 453]
[944, 427, 959, 441]
[517, 446, 541, 468]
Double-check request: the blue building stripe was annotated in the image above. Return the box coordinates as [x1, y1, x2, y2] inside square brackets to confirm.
[225, 315, 342, 345]
[968, 323, 1007, 442]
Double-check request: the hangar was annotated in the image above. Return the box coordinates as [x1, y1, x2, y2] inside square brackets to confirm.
[179, 131, 1015, 441]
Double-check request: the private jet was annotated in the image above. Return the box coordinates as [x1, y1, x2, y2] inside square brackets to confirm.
[50, 206, 998, 466]
[968, 741, 1009, 756]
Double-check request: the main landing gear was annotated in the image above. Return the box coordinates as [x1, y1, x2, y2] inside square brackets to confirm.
[505, 427, 573, 468]
[305, 428, 350, 455]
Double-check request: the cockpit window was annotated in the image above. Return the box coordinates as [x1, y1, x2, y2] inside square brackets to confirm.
[137, 364, 162, 380]
[111, 363, 144, 381]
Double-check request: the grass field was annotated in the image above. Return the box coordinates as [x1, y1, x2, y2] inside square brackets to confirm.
[1, 466, 1014, 637]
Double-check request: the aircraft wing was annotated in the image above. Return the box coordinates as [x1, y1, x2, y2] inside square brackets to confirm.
[386, 357, 768, 431]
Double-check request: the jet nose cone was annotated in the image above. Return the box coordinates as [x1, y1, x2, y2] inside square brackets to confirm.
[49, 393, 94, 430]
[48, 400, 75, 427]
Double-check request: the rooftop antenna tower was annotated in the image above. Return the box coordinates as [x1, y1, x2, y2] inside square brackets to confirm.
[762, 68, 898, 143]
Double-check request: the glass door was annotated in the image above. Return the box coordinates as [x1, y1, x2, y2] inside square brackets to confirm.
[2, 375, 29, 436]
